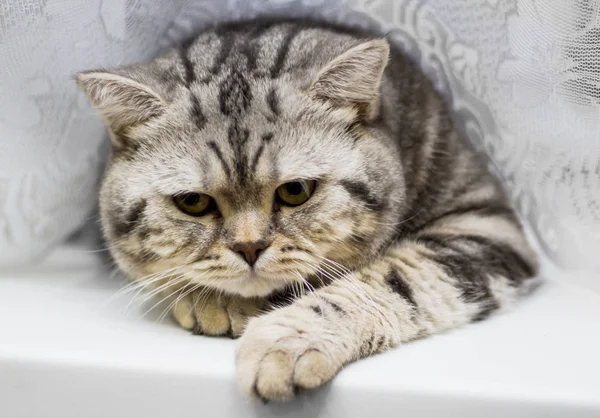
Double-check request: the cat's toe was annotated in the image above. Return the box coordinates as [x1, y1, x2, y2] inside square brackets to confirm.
[226, 297, 265, 338]
[236, 319, 300, 400]
[193, 296, 231, 336]
[293, 348, 338, 390]
[172, 295, 196, 330]
[255, 350, 298, 401]
[237, 337, 337, 401]
[236, 311, 340, 401]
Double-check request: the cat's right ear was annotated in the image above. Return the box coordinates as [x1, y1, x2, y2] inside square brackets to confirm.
[76, 71, 166, 148]
[309, 39, 390, 120]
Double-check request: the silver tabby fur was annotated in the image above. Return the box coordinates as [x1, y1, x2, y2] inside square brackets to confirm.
[77, 19, 538, 401]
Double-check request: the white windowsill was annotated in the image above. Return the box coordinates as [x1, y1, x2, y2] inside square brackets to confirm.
[1, 244, 599, 418]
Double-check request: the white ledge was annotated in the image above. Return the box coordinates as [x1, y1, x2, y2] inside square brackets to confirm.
[1, 244, 599, 418]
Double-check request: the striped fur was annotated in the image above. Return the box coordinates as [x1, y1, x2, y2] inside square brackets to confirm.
[77, 19, 538, 401]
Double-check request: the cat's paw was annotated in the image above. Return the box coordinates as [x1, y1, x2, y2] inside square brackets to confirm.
[172, 290, 266, 338]
[236, 305, 345, 401]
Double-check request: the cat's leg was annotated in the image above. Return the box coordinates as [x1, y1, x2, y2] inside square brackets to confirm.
[172, 289, 267, 338]
[236, 214, 537, 400]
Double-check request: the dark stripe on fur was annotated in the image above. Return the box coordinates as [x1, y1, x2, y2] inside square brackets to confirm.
[360, 335, 378, 354]
[219, 69, 252, 116]
[266, 88, 280, 119]
[270, 26, 301, 78]
[250, 132, 274, 173]
[413, 202, 520, 233]
[113, 140, 140, 161]
[178, 44, 195, 86]
[227, 124, 250, 181]
[410, 116, 455, 216]
[250, 142, 265, 174]
[344, 121, 362, 145]
[450, 234, 535, 281]
[311, 305, 323, 315]
[202, 30, 235, 82]
[189, 95, 207, 130]
[111, 199, 146, 237]
[239, 23, 274, 71]
[417, 233, 535, 320]
[267, 287, 296, 308]
[239, 38, 259, 72]
[340, 180, 384, 211]
[472, 303, 498, 322]
[385, 268, 417, 307]
[207, 141, 231, 178]
[323, 299, 345, 314]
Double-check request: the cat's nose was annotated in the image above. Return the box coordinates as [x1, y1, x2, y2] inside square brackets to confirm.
[231, 239, 271, 266]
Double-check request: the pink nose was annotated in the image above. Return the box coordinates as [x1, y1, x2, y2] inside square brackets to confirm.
[230, 240, 270, 266]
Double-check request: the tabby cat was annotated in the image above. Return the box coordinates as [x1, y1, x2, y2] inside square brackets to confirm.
[77, 19, 538, 401]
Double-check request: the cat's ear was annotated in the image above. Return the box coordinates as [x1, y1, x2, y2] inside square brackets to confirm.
[309, 39, 389, 119]
[76, 71, 166, 147]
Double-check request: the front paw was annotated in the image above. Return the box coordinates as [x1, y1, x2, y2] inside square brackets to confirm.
[236, 305, 345, 401]
[172, 290, 266, 338]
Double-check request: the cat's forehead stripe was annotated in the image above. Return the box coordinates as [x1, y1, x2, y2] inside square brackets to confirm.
[266, 88, 280, 121]
[203, 29, 235, 83]
[207, 141, 232, 179]
[178, 44, 195, 87]
[189, 94, 207, 130]
[250, 142, 266, 175]
[270, 26, 303, 79]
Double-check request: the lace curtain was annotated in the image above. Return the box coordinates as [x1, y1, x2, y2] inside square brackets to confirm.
[1, 0, 598, 290]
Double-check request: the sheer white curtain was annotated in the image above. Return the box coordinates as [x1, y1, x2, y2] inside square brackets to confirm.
[1, 0, 598, 291]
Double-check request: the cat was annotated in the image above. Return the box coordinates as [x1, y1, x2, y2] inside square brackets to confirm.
[77, 18, 538, 402]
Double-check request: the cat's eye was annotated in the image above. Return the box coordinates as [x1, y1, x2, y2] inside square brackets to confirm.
[173, 192, 214, 216]
[276, 180, 316, 207]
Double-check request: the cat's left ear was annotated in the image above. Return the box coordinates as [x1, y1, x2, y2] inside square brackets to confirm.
[76, 71, 166, 148]
[309, 39, 389, 119]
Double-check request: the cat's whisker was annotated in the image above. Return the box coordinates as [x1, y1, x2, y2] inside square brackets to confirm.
[73, 247, 115, 254]
[310, 258, 392, 328]
[118, 263, 196, 314]
[313, 255, 352, 276]
[156, 282, 205, 324]
[292, 259, 386, 323]
[120, 273, 170, 300]
[142, 277, 198, 321]
[129, 277, 189, 317]
[104, 277, 153, 304]
[119, 265, 182, 290]
[191, 275, 224, 306]
[294, 279, 305, 299]
[340, 275, 397, 336]
[152, 285, 193, 324]
[292, 268, 325, 315]
[123, 265, 189, 310]
[191, 283, 216, 313]
[107, 267, 124, 282]
[132, 274, 190, 308]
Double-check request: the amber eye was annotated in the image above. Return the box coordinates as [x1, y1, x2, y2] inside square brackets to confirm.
[276, 180, 316, 207]
[173, 192, 214, 216]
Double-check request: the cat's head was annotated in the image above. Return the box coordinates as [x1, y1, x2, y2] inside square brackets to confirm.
[78, 30, 405, 297]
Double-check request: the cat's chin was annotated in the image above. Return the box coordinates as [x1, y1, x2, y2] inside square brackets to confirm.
[211, 272, 291, 298]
